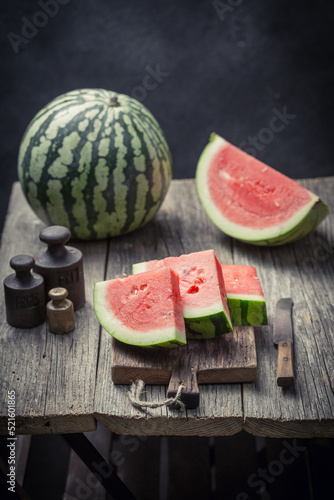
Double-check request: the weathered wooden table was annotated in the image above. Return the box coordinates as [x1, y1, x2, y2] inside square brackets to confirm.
[1, 179, 334, 439]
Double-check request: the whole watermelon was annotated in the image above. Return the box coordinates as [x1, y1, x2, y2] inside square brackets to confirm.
[18, 89, 172, 239]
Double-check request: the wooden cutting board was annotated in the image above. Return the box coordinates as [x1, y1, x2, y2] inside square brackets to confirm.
[111, 326, 257, 409]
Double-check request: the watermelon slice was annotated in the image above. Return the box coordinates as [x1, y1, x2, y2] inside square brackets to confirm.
[196, 134, 330, 246]
[133, 249, 233, 339]
[133, 257, 268, 326]
[221, 265, 267, 326]
[94, 267, 186, 347]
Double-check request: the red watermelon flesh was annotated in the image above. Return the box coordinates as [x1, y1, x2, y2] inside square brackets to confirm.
[94, 267, 186, 347]
[133, 258, 268, 326]
[210, 144, 311, 229]
[221, 264, 264, 296]
[133, 250, 232, 338]
[196, 134, 330, 245]
[221, 265, 268, 326]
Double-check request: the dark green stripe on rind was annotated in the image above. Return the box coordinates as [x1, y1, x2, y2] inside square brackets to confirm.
[227, 298, 268, 326]
[20, 101, 104, 236]
[185, 310, 233, 340]
[29, 89, 102, 124]
[109, 338, 185, 349]
[18, 89, 172, 239]
[122, 98, 171, 230]
[151, 339, 186, 348]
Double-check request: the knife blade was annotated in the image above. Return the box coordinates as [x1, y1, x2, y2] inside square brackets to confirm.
[273, 298, 294, 387]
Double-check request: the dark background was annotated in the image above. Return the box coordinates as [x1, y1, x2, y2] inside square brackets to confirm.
[1, 3, 334, 498]
[1, 0, 334, 237]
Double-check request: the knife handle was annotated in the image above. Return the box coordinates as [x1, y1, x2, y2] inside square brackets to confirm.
[277, 340, 294, 387]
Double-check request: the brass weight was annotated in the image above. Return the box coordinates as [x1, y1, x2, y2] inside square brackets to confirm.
[47, 287, 75, 334]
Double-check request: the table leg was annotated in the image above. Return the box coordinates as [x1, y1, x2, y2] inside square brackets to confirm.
[62, 433, 137, 500]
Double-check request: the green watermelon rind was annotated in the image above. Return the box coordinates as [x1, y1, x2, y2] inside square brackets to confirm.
[93, 281, 186, 348]
[132, 262, 149, 274]
[227, 295, 268, 326]
[238, 199, 330, 246]
[185, 310, 233, 339]
[196, 133, 330, 246]
[18, 88, 172, 240]
[133, 262, 268, 327]
[133, 260, 233, 338]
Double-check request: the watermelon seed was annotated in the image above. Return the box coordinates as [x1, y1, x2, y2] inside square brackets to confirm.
[195, 277, 205, 285]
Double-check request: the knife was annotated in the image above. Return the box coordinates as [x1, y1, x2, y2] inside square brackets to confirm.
[273, 298, 294, 387]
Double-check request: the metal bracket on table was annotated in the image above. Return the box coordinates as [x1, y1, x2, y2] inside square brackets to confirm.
[62, 433, 137, 500]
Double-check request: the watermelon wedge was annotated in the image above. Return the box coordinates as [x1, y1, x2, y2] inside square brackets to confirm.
[196, 134, 330, 246]
[133, 256, 268, 326]
[94, 267, 186, 347]
[221, 265, 267, 326]
[133, 249, 233, 339]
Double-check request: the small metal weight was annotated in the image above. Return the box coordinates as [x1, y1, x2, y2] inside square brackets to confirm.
[3, 255, 46, 328]
[47, 287, 75, 334]
[33, 225, 85, 310]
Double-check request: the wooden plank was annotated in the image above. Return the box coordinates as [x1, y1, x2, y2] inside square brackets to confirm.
[197, 327, 256, 383]
[112, 327, 257, 409]
[0, 183, 105, 434]
[94, 180, 244, 436]
[1, 178, 334, 438]
[63, 422, 111, 500]
[241, 177, 334, 437]
[112, 329, 256, 385]
[94, 177, 334, 437]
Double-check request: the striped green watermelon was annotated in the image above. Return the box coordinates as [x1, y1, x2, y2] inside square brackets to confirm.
[18, 89, 172, 240]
